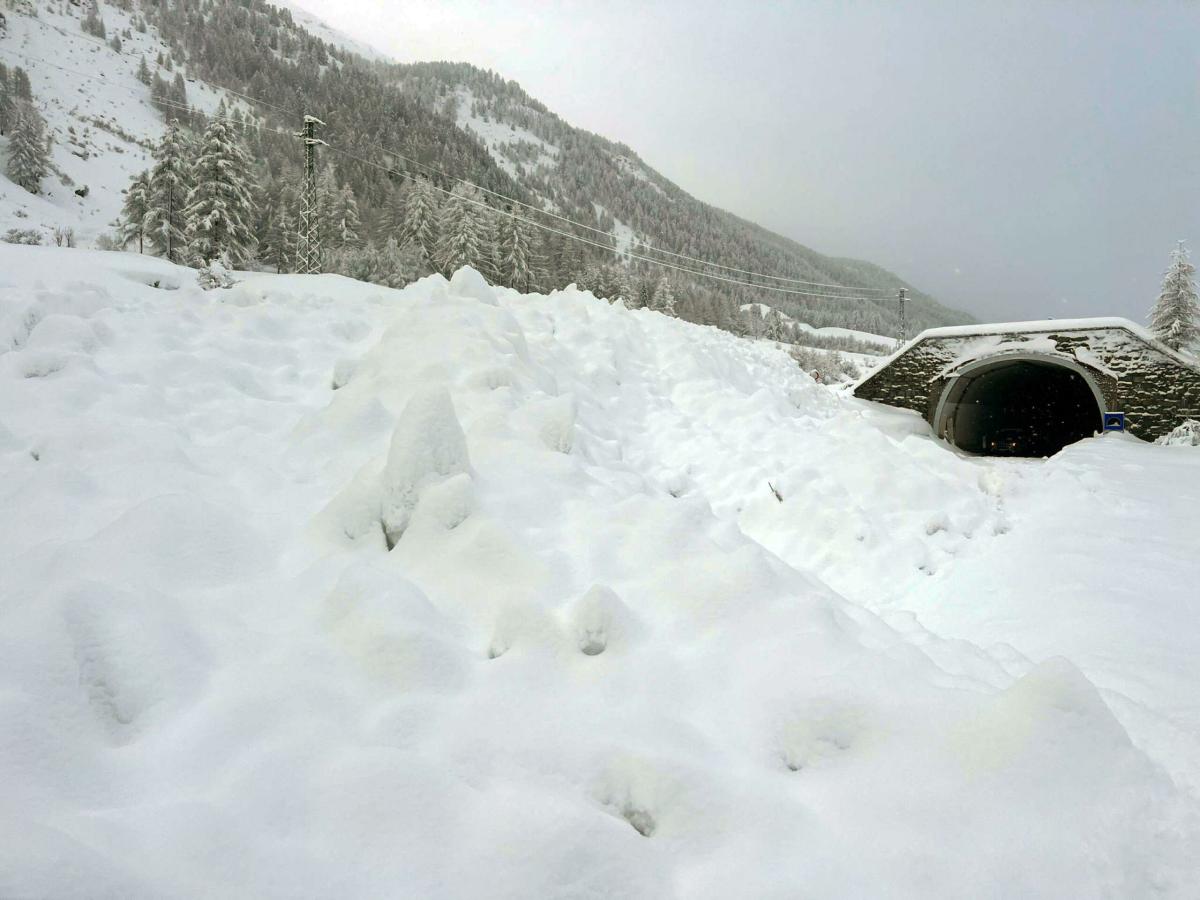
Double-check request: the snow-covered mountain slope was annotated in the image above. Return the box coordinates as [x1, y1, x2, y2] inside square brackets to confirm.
[1, 244, 1198, 897]
[267, 0, 387, 62]
[1, 0, 968, 335]
[0, 4, 227, 245]
[389, 60, 971, 333]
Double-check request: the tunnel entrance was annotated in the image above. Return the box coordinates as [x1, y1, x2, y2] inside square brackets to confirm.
[937, 357, 1104, 457]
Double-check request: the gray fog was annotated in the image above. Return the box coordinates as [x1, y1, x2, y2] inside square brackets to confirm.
[290, 0, 1199, 323]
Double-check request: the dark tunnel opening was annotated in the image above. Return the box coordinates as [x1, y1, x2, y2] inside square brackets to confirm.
[939, 360, 1103, 457]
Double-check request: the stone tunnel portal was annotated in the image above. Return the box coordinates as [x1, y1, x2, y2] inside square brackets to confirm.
[935, 356, 1105, 457]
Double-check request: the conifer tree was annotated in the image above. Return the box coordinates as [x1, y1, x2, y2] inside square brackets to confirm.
[765, 309, 786, 341]
[312, 165, 339, 258]
[136, 56, 152, 86]
[332, 184, 362, 250]
[381, 184, 407, 238]
[634, 274, 656, 310]
[171, 72, 188, 112]
[185, 117, 257, 266]
[0, 64, 12, 136]
[144, 122, 192, 263]
[495, 208, 542, 292]
[5, 101, 50, 194]
[651, 274, 677, 316]
[119, 170, 151, 253]
[263, 184, 298, 273]
[575, 263, 603, 297]
[81, 0, 106, 39]
[1149, 241, 1200, 352]
[401, 177, 440, 261]
[434, 183, 495, 279]
[603, 264, 632, 304]
[13, 67, 32, 102]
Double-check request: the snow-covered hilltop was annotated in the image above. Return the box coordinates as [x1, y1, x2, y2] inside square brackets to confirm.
[1, 243, 1198, 897]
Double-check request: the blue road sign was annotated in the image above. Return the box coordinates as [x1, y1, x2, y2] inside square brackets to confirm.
[1103, 412, 1125, 432]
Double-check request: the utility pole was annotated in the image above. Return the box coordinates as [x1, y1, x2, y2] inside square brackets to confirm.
[295, 114, 326, 275]
[897, 287, 908, 345]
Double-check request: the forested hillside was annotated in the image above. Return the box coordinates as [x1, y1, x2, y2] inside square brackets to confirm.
[0, 0, 972, 337]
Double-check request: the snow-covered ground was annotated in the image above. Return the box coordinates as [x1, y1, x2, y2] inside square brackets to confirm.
[743, 302, 893, 352]
[453, 87, 560, 181]
[2, 244, 1199, 897]
[0, 4, 233, 246]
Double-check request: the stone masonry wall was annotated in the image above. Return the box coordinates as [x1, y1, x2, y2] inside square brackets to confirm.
[854, 326, 1200, 442]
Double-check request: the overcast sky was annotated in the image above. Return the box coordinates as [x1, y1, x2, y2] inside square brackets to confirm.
[290, 0, 1198, 323]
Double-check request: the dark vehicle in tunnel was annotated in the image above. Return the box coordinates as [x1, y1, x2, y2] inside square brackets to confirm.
[985, 427, 1027, 455]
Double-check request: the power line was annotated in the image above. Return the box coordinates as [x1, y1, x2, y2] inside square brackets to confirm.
[34, 2, 880, 292]
[324, 140, 890, 302]
[3, 39, 897, 304]
[10, 11, 893, 295]
[355, 132, 890, 293]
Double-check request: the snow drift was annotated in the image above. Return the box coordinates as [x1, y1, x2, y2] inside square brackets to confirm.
[0, 245, 1197, 898]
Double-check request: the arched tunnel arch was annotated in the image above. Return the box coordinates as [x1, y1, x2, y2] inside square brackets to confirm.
[935, 354, 1106, 457]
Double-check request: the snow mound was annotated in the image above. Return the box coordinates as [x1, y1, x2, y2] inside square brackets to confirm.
[1157, 419, 1200, 446]
[380, 387, 472, 547]
[1, 245, 1198, 897]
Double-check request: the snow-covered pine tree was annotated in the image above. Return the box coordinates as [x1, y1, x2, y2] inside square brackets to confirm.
[603, 264, 632, 304]
[143, 122, 192, 263]
[495, 208, 542, 292]
[13, 67, 32, 102]
[184, 117, 257, 266]
[119, 170, 151, 253]
[328, 237, 428, 289]
[576, 263, 603, 297]
[150, 73, 170, 118]
[555, 240, 585, 289]
[634, 274, 656, 310]
[170, 73, 188, 117]
[401, 177, 440, 261]
[727, 302, 749, 336]
[332, 184, 362, 251]
[651, 274, 677, 316]
[311, 165, 340, 258]
[262, 184, 298, 273]
[434, 183, 496, 279]
[0, 64, 12, 136]
[1149, 241, 1200, 352]
[765, 309, 785, 341]
[81, 0, 106, 39]
[745, 305, 765, 339]
[5, 101, 49, 194]
[136, 56, 152, 86]
[381, 183, 407, 239]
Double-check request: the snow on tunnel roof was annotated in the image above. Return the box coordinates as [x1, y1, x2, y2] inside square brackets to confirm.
[915, 316, 1145, 341]
[857, 315, 1200, 388]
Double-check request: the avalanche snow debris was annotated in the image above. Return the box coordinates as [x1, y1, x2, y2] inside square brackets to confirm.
[0, 244, 1198, 898]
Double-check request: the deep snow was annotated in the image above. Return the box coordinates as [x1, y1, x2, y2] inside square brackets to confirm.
[0, 4, 234, 246]
[1, 245, 1198, 898]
